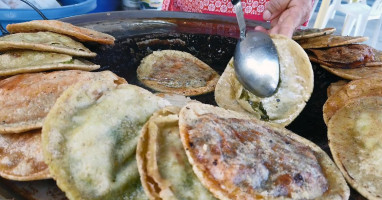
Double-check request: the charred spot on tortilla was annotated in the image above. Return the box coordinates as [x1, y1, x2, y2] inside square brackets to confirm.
[0, 129, 50, 181]
[292, 27, 336, 40]
[0, 32, 96, 57]
[298, 35, 368, 49]
[178, 102, 349, 200]
[7, 20, 115, 45]
[328, 96, 382, 200]
[137, 50, 220, 96]
[0, 50, 100, 76]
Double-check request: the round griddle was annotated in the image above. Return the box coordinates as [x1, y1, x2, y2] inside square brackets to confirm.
[1, 10, 364, 200]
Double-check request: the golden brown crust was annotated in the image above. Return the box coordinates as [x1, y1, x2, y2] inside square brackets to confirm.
[323, 77, 382, 124]
[179, 102, 349, 200]
[0, 129, 50, 181]
[292, 28, 336, 40]
[298, 35, 368, 49]
[137, 50, 220, 96]
[7, 20, 115, 45]
[328, 96, 382, 200]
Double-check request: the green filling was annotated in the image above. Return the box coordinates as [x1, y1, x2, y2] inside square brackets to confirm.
[239, 89, 250, 100]
[252, 101, 269, 121]
[240, 90, 269, 121]
[62, 59, 75, 64]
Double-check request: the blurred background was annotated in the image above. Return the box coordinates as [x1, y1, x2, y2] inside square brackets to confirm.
[0, 0, 162, 36]
[309, 0, 381, 50]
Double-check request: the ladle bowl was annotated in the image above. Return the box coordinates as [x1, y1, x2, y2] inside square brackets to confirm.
[233, 30, 280, 97]
[231, 0, 280, 97]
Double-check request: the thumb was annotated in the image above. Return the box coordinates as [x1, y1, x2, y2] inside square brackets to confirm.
[254, 26, 269, 34]
[263, 0, 289, 21]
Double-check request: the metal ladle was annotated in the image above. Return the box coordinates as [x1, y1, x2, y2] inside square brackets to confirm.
[231, 0, 280, 97]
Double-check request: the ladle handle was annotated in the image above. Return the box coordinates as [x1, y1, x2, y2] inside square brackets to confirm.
[231, 0, 246, 40]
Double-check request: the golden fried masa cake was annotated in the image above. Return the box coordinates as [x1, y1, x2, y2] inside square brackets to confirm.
[137, 107, 217, 200]
[328, 96, 382, 200]
[0, 50, 100, 76]
[323, 77, 382, 124]
[309, 44, 374, 64]
[0, 70, 124, 134]
[319, 64, 382, 80]
[215, 35, 313, 126]
[178, 102, 350, 200]
[137, 50, 220, 96]
[0, 129, 50, 181]
[307, 44, 382, 69]
[292, 27, 336, 40]
[308, 45, 382, 77]
[0, 32, 96, 57]
[297, 35, 368, 49]
[7, 20, 115, 45]
[42, 78, 170, 200]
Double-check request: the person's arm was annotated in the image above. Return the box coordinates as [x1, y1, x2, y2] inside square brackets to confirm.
[255, 0, 313, 38]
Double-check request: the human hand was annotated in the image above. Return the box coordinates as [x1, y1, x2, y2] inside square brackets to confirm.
[255, 0, 313, 38]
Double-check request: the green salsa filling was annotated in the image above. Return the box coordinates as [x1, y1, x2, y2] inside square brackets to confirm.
[62, 59, 75, 64]
[240, 90, 269, 121]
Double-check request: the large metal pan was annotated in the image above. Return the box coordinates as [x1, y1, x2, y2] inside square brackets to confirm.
[0, 10, 363, 200]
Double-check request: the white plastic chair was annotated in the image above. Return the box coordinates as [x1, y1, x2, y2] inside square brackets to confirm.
[309, 0, 320, 21]
[316, 0, 382, 48]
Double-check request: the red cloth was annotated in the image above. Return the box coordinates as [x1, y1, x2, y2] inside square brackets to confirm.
[162, 0, 267, 21]
[162, 0, 312, 26]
